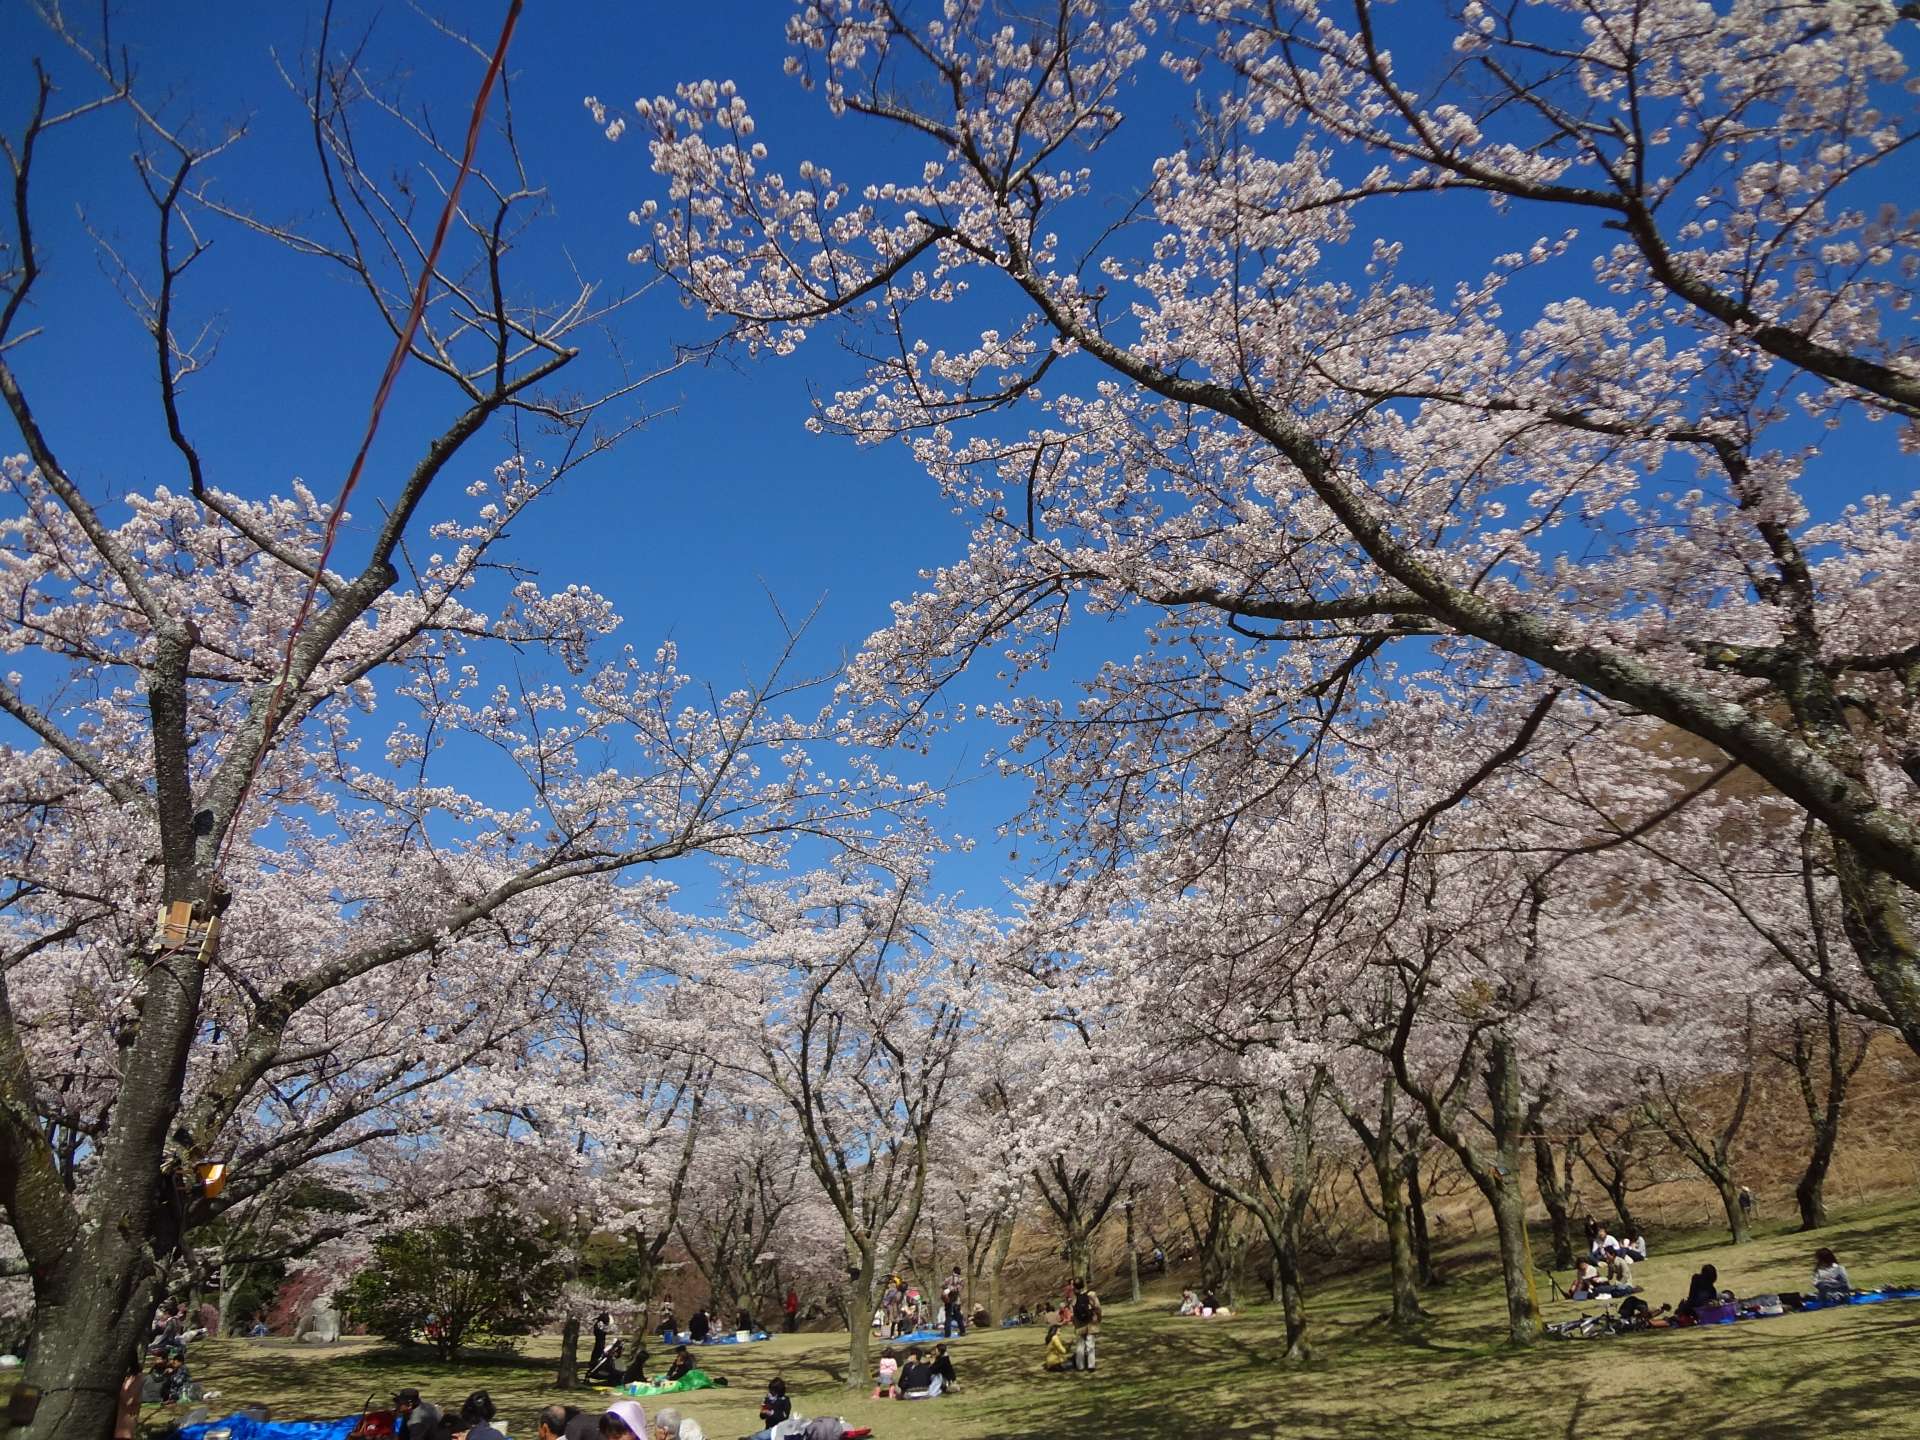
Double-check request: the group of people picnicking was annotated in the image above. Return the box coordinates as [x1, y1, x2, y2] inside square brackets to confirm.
[868, 1343, 960, 1399]
[1553, 1211, 1867, 1332]
[869, 1268, 974, 1339]
[379, 1387, 718, 1440]
[1174, 1288, 1233, 1319]
[1567, 1217, 1650, 1301]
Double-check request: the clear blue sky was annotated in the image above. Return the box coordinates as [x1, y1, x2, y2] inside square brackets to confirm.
[0, 1, 1041, 904]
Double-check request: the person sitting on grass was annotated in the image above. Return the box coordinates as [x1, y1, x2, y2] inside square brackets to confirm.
[623, 1339, 652, 1386]
[1569, 1257, 1636, 1300]
[1043, 1324, 1070, 1373]
[931, 1343, 958, 1394]
[1678, 1264, 1720, 1320]
[461, 1392, 506, 1440]
[599, 1401, 648, 1440]
[394, 1388, 442, 1440]
[743, 1377, 792, 1440]
[586, 1338, 625, 1386]
[1176, 1288, 1200, 1316]
[650, 1407, 703, 1440]
[897, 1347, 941, 1399]
[871, 1352, 899, 1400]
[664, 1346, 696, 1384]
[1813, 1248, 1853, 1301]
[688, 1309, 710, 1345]
[540, 1402, 600, 1440]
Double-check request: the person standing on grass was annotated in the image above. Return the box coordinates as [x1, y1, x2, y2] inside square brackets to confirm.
[783, 1287, 799, 1334]
[1739, 1187, 1756, 1224]
[941, 1270, 965, 1337]
[1071, 1279, 1101, 1372]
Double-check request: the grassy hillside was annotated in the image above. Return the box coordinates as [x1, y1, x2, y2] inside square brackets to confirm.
[177, 1198, 1920, 1440]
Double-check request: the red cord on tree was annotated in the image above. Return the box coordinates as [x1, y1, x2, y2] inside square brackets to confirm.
[214, 0, 525, 878]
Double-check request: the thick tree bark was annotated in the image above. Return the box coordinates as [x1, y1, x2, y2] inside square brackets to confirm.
[1786, 974, 1872, 1231]
[985, 1218, 1015, 1328]
[1124, 1195, 1140, 1303]
[1389, 1016, 1540, 1345]
[1403, 1145, 1438, 1288]
[1337, 1077, 1425, 1330]
[843, 1247, 876, 1391]
[556, 1315, 580, 1391]
[1531, 1135, 1576, 1270]
[1655, 1004, 1758, 1245]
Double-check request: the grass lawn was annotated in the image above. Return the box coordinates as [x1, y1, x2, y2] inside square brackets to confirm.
[175, 1198, 1920, 1440]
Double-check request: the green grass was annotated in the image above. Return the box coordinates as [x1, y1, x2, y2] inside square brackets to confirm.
[175, 1199, 1920, 1439]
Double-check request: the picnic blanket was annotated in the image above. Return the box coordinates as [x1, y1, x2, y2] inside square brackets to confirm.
[661, 1330, 772, 1346]
[1547, 1285, 1920, 1340]
[178, 1416, 360, 1440]
[607, 1370, 717, 1399]
[890, 1328, 964, 1345]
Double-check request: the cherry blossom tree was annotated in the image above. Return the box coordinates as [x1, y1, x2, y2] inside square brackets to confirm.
[0, 10, 926, 1437]
[620, 0, 1920, 1058]
[662, 869, 991, 1387]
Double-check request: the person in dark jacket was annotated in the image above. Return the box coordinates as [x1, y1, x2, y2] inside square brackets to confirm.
[1679, 1264, 1720, 1318]
[687, 1309, 710, 1344]
[393, 1390, 442, 1440]
[743, 1377, 791, 1440]
[586, 1338, 624, 1385]
[589, 1314, 611, 1372]
[663, 1346, 695, 1383]
[460, 1392, 505, 1440]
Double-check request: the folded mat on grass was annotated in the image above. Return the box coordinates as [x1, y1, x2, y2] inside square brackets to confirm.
[605, 1371, 717, 1398]
[179, 1417, 360, 1440]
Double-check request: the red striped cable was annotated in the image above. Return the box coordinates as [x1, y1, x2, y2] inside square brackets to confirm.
[214, 0, 526, 878]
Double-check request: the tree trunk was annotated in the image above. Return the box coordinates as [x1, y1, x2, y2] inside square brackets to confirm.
[1124, 1199, 1140, 1303]
[1065, 1231, 1091, 1283]
[11, 1231, 161, 1440]
[1404, 1151, 1437, 1288]
[1717, 1179, 1754, 1245]
[1266, 1212, 1310, 1362]
[1488, 1177, 1539, 1345]
[1372, 1133, 1423, 1329]
[217, 1261, 248, 1339]
[843, 1247, 876, 1390]
[1482, 1032, 1540, 1346]
[985, 1219, 1014, 1328]
[1797, 1163, 1831, 1231]
[1788, 994, 1869, 1232]
[556, 1315, 580, 1390]
[1532, 1136, 1575, 1269]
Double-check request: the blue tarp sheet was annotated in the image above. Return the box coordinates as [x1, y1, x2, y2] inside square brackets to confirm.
[660, 1330, 772, 1346]
[179, 1416, 360, 1440]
